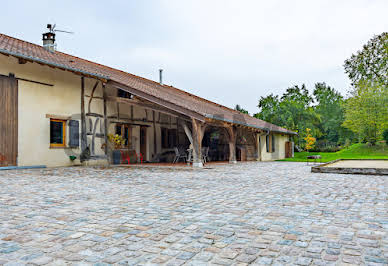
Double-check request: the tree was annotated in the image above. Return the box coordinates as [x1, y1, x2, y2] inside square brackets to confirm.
[313, 82, 353, 145]
[344, 32, 388, 87]
[383, 129, 388, 145]
[304, 128, 316, 152]
[235, 104, 249, 115]
[254, 85, 321, 148]
[254, 94, 282, 125]
[343, 82, 388, 144]
[343, 32, 388, 144]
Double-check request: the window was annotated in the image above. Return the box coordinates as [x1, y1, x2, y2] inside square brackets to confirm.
[115, 124, 131, 147]
[161, 128, 177, 148]
[117, 89, 132, 99]
[266, 134, 275, 153]
[50, 119, 66, 147]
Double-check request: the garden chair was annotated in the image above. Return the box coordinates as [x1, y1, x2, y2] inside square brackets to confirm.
[202, 147, 210, 163]
[173, 147, 187, 163]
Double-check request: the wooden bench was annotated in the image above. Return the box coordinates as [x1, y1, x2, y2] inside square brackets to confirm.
[306, 155, 322, 165]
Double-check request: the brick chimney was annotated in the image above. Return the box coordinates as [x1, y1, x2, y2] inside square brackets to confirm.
[42, 24, 56, 52]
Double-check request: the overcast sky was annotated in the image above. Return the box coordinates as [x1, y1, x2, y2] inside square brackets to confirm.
[1, 0, 387, 113]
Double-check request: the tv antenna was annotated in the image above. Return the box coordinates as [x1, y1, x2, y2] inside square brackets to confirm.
[47, 24, 74, 34]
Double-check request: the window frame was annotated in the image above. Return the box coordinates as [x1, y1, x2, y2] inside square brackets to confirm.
[266, 134, 275, 153]
[115, 123, 132, 148]
[50, 119, 67, 148]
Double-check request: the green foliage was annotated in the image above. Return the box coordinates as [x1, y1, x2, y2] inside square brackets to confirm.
[383, 129, 388, 145]
[280, 143, 388, 162]
[342, 32, 388, 145]
[254, 84, 322, 148]
[344, 32, 388, 87]
[235, 104, 249, 115]
[342, 82, 388, 144]
[313, 82, 354, 145]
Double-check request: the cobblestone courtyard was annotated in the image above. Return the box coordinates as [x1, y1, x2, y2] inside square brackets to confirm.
[0, 162, 387, 265]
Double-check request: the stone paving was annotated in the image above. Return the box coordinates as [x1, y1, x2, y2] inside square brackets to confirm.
[0, 162, 387, 265]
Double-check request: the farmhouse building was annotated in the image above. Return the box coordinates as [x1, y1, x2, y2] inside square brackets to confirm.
[0, 32, 295, 168]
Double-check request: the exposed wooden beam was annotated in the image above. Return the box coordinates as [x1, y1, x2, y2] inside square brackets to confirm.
[107, 81, 205, 122]
[87, 81, 100, 114]
[153, 110, 157, 155]
[107, 95, 191, 122]
[103, 83, 108, 156]
[80, 77, 87, 151]
[16, 77, 53, 87]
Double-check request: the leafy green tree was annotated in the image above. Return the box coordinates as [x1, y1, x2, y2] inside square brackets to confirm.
[254, 94, 282, 125]
[344, 32, 388, 87]
[343, 32, 388, 144]
[313, 82, 353, 145]
[234, 104, 249, 115]
[343, 82, 388, 144]
[383, 129, 388, 145]
[254, 85, 321, 148]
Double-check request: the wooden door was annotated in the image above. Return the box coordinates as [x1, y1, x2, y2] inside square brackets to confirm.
[0, 75, 18, 166]
[285, 141, 292, 158]
[140, 126, 147, 160]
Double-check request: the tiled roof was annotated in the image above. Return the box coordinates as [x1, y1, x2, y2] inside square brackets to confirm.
[0, 33, 295, 135]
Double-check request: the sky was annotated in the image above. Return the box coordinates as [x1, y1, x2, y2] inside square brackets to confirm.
[1, 0, 387, 114]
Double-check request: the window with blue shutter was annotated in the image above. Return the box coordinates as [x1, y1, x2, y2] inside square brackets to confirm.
[272, 135, 275, 152]
[68, 120, 79, 147]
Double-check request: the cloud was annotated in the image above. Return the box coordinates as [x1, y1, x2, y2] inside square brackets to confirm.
[1, 0, 387, 113]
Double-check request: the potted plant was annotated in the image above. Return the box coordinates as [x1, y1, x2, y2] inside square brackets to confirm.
[108, 134, 125, 164]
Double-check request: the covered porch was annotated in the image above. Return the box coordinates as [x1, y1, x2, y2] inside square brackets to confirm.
[83, 80, 264, 167]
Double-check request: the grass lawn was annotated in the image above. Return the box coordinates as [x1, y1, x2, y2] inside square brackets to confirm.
[279, 143, 388, 162]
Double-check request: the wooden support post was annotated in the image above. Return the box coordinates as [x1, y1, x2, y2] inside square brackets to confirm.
[182, 122, 193, 146]
[176, 117, 180, 145]
[103, 83, 108, 156]
[80, 77, 87, 151]
[191, 118, 206, 168]
[153, 110, 157, 155]
[226, 126, 237, 163]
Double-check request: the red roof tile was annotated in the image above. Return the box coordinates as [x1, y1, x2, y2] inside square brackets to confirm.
[0, 33, 295, 135]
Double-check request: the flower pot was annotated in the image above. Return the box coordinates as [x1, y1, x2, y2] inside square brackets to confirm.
[112, 150, 121, 164]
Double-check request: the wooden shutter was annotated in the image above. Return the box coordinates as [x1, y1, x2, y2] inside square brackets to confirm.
[0, 75, 18, 166]
[266, 135, 269, 153]
[272, 135, 275, 152]
[69, 120, 80, 147]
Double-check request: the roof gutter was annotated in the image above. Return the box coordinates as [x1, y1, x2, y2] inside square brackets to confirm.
[0, 49, 110, 80]
[204, 114, 296, 135]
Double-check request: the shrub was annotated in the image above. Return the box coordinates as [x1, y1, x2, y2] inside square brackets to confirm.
[308, 145, 341, 153]
[344, 139, 351, 148]
[383, 129, 388, 145]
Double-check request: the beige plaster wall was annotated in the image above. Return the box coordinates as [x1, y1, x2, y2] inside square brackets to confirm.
[0, 54, 101, 167]
[258, 133, 289, 161]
